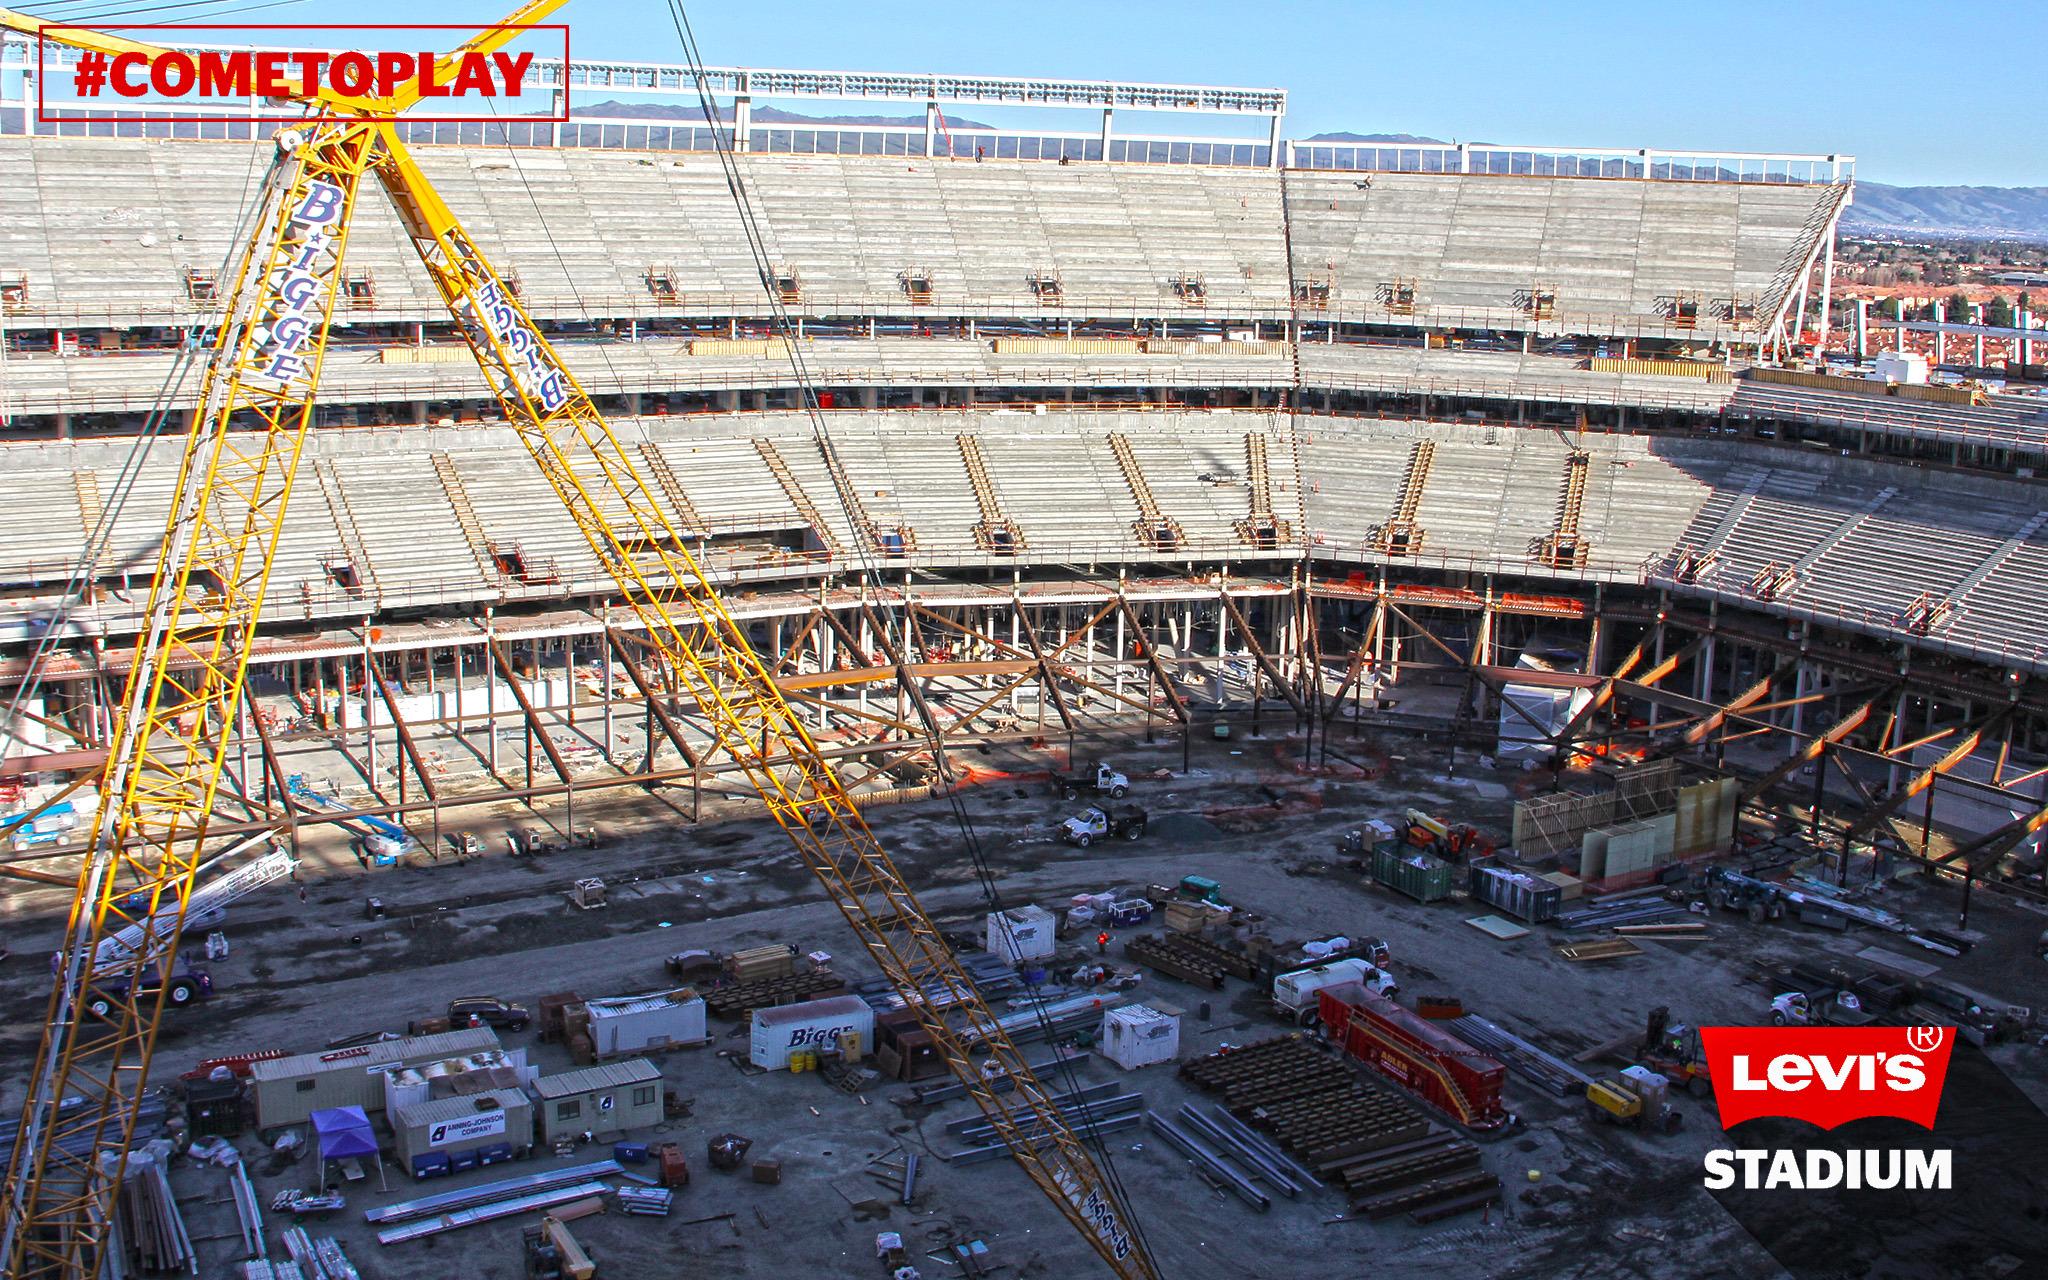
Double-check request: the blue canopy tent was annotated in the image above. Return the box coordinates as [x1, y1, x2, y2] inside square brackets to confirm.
[310, 1106, 384, 1190]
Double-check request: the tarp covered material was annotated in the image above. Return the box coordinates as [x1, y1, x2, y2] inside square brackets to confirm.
[310, 1106, 379, 1160]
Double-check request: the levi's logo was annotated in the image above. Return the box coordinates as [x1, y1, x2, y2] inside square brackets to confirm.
[1699, 1026, 1954, 1130]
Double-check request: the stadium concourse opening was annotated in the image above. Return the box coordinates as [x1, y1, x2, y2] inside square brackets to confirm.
[2, 24, 2047, 1280]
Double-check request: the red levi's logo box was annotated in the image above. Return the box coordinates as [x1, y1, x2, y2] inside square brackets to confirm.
[1699, 1025, 1956, 1131]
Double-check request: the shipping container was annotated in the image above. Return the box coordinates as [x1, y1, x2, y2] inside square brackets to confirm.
[1316, 981, 1507, 1129]
[583, 990, 707, 1059]
[986, 905, 1057, 963]
[1100, 1005, 1180, 1070]
[532, 1059, 665, 1143]
[391, 1088, 532, 1176]
[749, 995, 876, 1071]
[1370, 844, 1454, 903]
[1467, 859, 1562, 923]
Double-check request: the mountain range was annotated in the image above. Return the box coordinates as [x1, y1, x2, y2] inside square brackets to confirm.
[572, 105, 2048, 242]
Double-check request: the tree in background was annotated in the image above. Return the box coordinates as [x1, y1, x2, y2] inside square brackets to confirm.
[1984, 296, 2015, 328]
[1946, 292, 1972, 319]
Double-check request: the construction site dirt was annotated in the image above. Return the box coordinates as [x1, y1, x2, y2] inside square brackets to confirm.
[1, 730, 2042, 1280]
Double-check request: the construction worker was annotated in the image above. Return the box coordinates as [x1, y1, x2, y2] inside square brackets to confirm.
[1096, 931, 1110, 955]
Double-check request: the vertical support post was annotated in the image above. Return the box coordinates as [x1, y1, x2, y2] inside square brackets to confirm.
[1933, 301, 1947, 366]
[1854, 297, 1869, 362]
[1099, 107, 1113, 161]
[924, 100, 938, 158]
[484, 612, 499, 778]
[361, 622, 377, 794]
[733, 93, 752, 152]
[1816, 214, 1837, 358]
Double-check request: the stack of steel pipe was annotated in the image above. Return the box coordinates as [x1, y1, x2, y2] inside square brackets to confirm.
[1144, 1111, 1271, 1211]
[942, 1082, 1145, 1162]
[105, 1147, 193, 1275]
[376, 1183, 611, 1245]
[617, 1185, 674, 1215]
[1555, 898, 1687, 932]
[944, 1112, 1145, 1166]
[228, 1158, 266, 1259]
[1173, 1105, 1304, 1198]
[365, 1161, 624, 1224]
[0, 1091, 169, 1167]
[897, 1050, 1091, 1105]
[960, 992, 1119, 1048]
[282, 1224, 363, 1280]
[1452, 1014, 1593, 1098]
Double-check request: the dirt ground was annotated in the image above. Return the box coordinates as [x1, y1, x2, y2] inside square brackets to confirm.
[2, 726, 2044, 1280]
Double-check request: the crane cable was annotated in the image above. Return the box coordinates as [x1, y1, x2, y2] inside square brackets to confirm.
[0, 112, 283, 774]
[658, 1, 1157, 1263]
[465, 19, 1152, 1264]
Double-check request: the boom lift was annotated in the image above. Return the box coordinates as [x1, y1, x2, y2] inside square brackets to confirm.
[0, 7, 1156, 1279]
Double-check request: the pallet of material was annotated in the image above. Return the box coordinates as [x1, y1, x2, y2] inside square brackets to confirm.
[1179, 1036, 1432, 1171]
[1356, 1169, 1501, 1220]
[1342, 1139, 1482, 1201]
[1553, 939, 1642, 962]
[1409, 1183, 1506, 1224]
[702, 972, 845, 1021]
[1124, 935, 1227, 989]
[1163, 933, 1261, 981]
[727, 944, 799, 983]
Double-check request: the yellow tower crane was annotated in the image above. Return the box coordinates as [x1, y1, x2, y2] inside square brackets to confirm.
[0, 6, 1158, 1278]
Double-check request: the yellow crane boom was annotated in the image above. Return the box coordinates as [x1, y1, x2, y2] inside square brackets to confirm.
[0, 7, 1158, 1279]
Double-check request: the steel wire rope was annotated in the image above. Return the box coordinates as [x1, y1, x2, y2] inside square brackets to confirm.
[0, 111, 284, 774]
[660, 1, 1159, 1265]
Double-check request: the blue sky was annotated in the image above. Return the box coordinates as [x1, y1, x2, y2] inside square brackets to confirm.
[17, 0, 2045, 185]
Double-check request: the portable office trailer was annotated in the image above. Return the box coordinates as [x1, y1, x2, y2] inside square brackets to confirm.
[391, 1088, 533, 1177]
[248, 1028, 502, 1129]
[531, 1059, 665, 1143]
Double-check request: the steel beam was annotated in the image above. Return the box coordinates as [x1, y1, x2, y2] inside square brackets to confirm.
[366, 659, 439, 803]
[1218, 591, 1305, 718]
[487, 639, 574, 788]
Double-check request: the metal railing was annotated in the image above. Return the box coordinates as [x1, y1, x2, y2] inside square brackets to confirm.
[0, 288, 1299, 330]
[1287, 142, 1853, 185]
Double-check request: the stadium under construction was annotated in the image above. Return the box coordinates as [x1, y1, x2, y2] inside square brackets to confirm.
[1, 11, 2045, 1280]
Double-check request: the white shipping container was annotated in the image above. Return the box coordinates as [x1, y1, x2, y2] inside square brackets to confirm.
[749, 996, 876, 1071]
[586, 990, 707, 1058]
[986, 905, 1057, 963]
[1100, 1005, 1180, 1071]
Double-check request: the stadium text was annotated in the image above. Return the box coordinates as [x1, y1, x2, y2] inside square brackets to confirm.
[1702, 1148, 1952, 1191]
